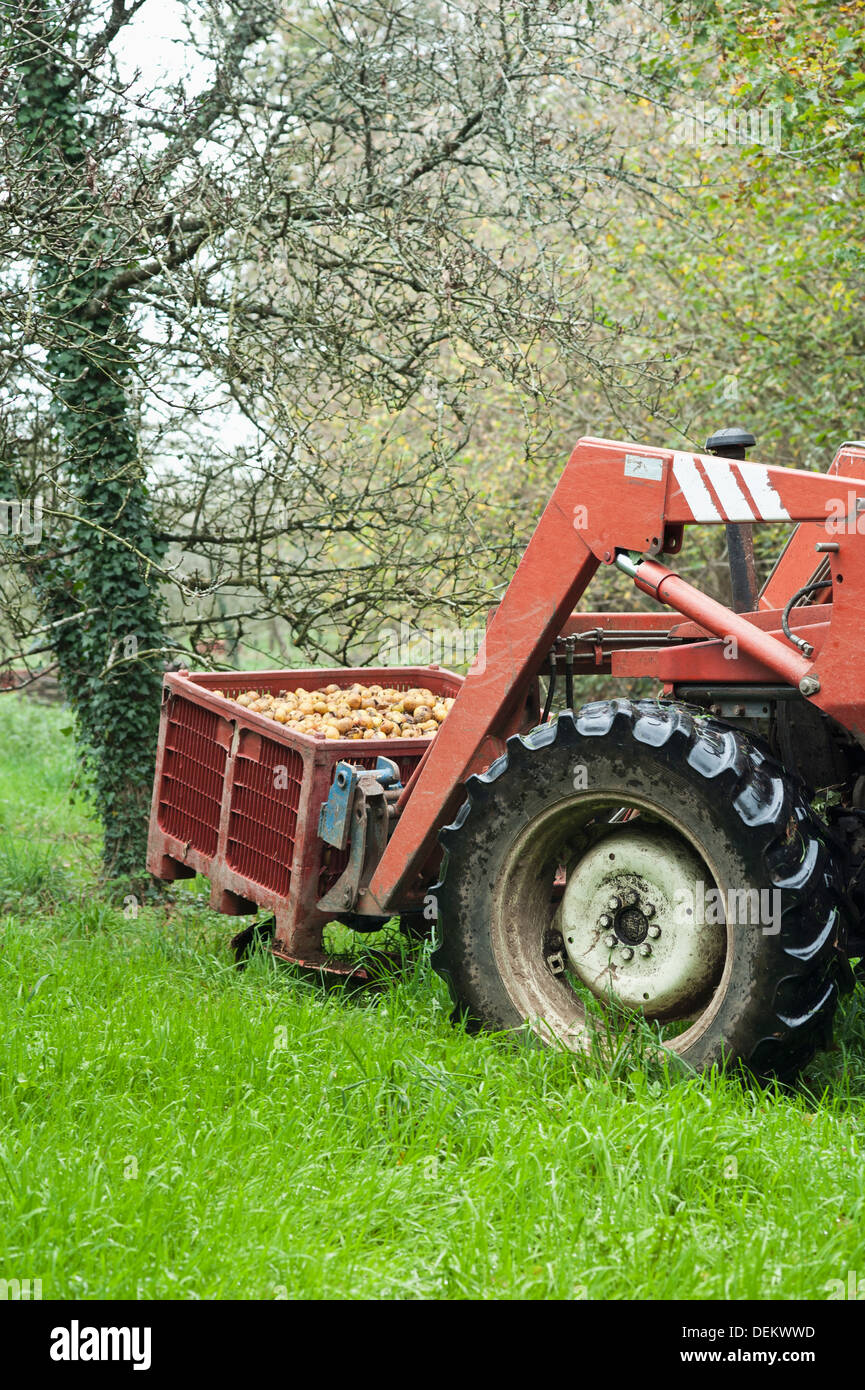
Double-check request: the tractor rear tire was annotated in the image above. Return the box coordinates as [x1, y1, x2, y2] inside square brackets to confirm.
[431, 700, 852, 1082]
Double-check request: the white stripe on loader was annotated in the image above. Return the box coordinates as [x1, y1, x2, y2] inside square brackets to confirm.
[672, 452, 721, 521]
[737, 462, 792, 521]
[701, 458, 755, 522]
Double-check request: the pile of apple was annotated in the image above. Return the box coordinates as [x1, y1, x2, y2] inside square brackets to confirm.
[216, 682, 454, 740]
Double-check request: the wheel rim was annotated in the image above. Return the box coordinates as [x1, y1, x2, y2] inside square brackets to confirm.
[560, 825, 726, 1022]
[488, 792, 733, 1055]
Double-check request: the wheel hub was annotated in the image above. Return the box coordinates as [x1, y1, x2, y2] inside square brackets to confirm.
[616, 905, 648, 945]
[560, 824, 726, 1021]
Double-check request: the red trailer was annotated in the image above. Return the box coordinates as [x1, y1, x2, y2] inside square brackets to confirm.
[148, 429, 865, 1080]
[147, 666, 464, 969]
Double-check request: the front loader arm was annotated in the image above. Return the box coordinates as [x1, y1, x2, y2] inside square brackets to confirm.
[367, 436, 865, 914]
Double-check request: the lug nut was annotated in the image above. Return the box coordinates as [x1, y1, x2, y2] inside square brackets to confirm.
[604, 934, 616, 948]
[644, 903, 655, 918]
[625, 890, 637, 906]
[621, 947, 634, 961]
[599, 914, 611, 928]
[648, 924, 661, 939]
[608, 895, 621, 911]
[639, 943, 652, 958]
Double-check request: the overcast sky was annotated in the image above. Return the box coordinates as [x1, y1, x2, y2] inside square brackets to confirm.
[114, 2, 260, 458]
[115, 0, 204, 94]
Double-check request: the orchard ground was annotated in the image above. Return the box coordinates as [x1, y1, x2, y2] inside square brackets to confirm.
[1, 695, 864, 1300]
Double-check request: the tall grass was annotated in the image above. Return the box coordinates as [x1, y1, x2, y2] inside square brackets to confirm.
[0, 694, 863, 1299]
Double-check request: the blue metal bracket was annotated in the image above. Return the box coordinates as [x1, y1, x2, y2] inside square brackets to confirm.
[318, 762, 358, 850]
[317, 756, 402, 851]
[373, 755, 400, 787]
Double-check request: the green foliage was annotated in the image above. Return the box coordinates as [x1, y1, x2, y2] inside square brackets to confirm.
[642, 0, 865, 463]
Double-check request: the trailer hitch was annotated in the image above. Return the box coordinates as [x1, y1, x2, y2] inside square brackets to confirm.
[317, 758, 401, 913]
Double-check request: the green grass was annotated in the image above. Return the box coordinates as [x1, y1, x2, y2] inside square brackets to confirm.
[1, 695, 865, 1299]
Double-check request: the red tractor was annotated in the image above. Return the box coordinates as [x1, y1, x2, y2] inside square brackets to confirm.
[148, 428, 865, 1081]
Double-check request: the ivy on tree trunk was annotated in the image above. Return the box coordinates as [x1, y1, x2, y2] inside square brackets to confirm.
[14, 2, 167, 881]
